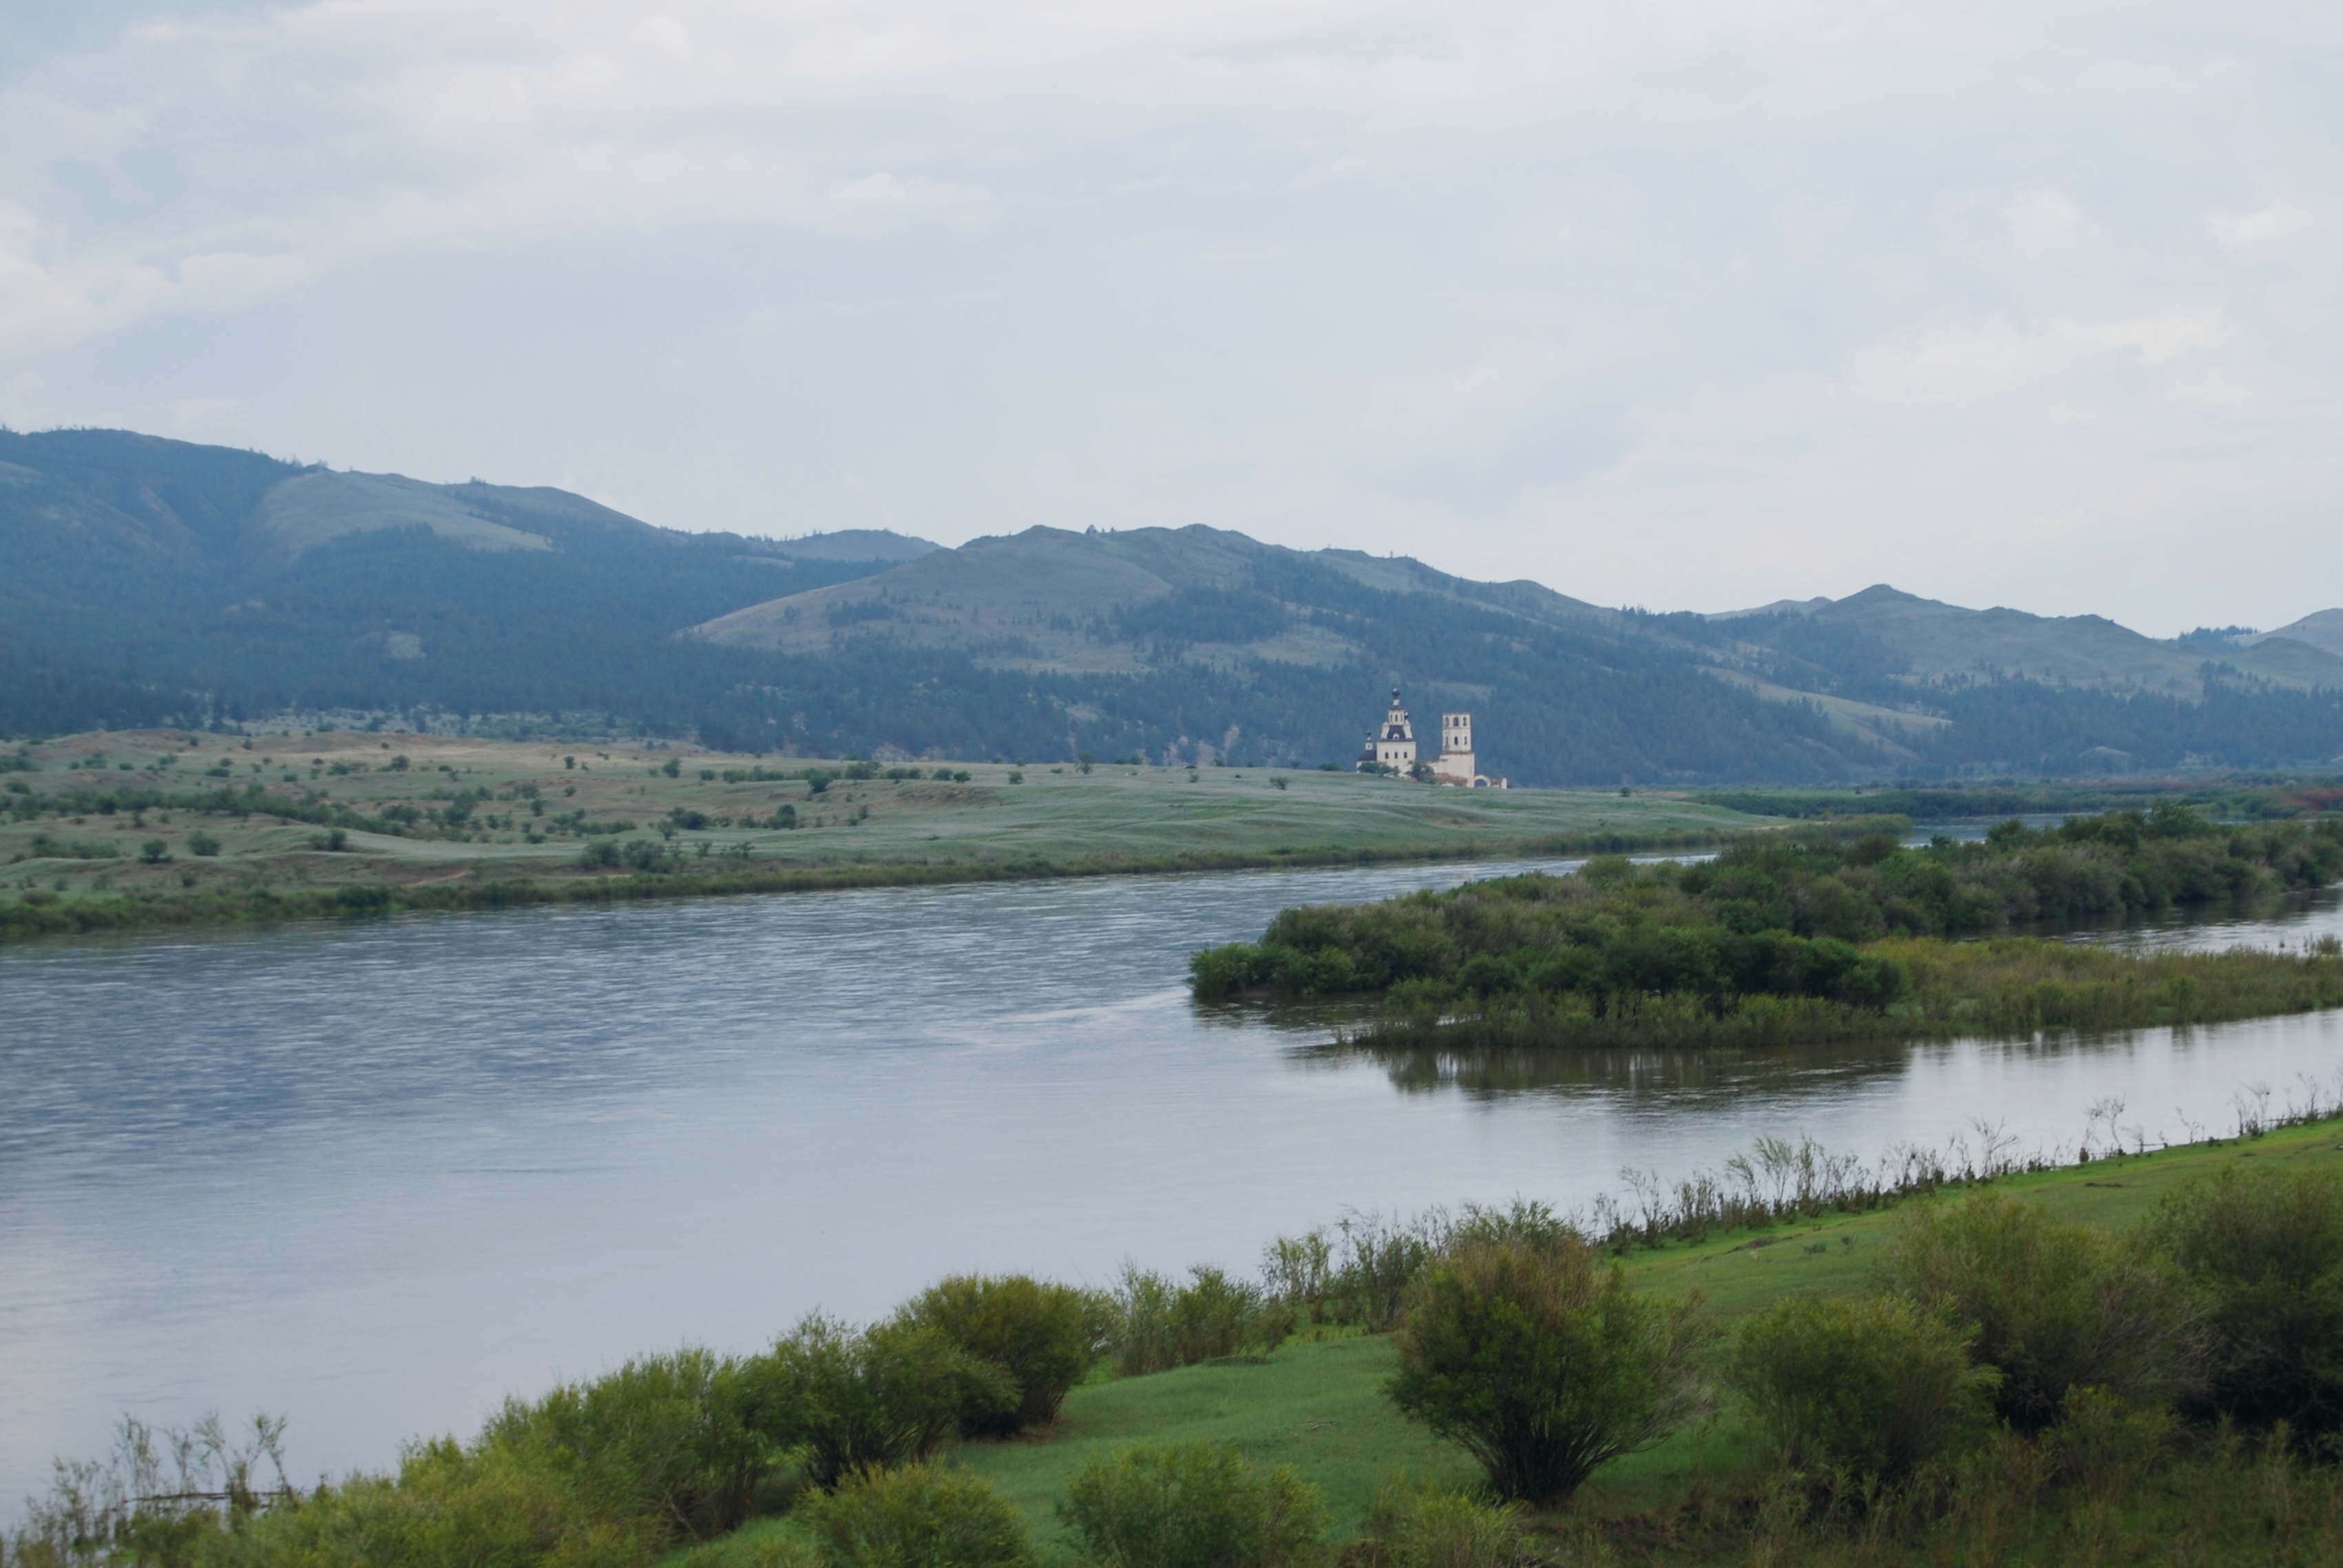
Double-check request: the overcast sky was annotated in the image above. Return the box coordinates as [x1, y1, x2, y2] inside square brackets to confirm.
[3, 1, 2337, 634]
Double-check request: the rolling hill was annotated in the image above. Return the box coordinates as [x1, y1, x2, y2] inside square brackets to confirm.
[5, 427, 2342, 783]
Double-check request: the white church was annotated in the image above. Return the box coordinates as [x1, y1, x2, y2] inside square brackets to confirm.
[1356, 687, 1505, 787]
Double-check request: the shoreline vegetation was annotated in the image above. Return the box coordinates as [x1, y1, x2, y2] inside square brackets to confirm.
[15, 1096, 2343, 1568]
[0, 827, 1755, 945]
[1191, 808, 2343, 1048]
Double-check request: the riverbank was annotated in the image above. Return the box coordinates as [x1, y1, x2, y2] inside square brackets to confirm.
[721, 1110, 2343, 1565]
[0, 729, 1777, 943]
[20, 1096, 2343, 1567]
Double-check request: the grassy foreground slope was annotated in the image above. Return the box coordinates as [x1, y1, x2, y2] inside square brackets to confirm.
[679, 1116, 2343, 1563]
[0, 728, 1770, 940]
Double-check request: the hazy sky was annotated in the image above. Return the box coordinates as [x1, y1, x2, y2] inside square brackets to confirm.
[3, 1, 2338, 634]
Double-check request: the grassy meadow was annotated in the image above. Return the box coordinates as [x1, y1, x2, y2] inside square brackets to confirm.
[0, 728, 1771, 940]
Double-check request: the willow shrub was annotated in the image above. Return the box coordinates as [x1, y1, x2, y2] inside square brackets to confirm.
[1726, 1294, 1999, 1481]
[750, 1316, 1016, 1489]
[1874, 1196, 2197, 1432]
[2145, 1163, 2343, 1438]
[485, 1348, 770, 1544]
[898, 1275, 1111, 1434]
[797, 1464, 1030, 1568]
[1107, 1265, 1291, 1377]
[1056, 1441, 1325, 1568]
[1388, 1234, 1708, 1503]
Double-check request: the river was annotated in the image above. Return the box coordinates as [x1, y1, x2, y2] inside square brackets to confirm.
[3, 858, 2340, 1505]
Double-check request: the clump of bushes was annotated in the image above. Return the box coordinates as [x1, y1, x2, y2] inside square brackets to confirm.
[1725, 1293, 1998, 1479]
[754, 1315, 1016, 1488]
[798, 1463, 1029, 1568]
[900, 1275, 1110, 1434]
[1873, 1194, 2198, 1430]
[1105, 1264, 1290, 1377]
[2147, 1163, 2343, 1438]
[484, 1348, 768, 1543]
[1387, 1231, 1708, 1501]
[1357, 1480, 1524, 1568]
[1057, 1440, 1325, 1568]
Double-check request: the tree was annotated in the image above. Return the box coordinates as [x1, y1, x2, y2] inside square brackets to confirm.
[1388, 1235, 1707, 1502]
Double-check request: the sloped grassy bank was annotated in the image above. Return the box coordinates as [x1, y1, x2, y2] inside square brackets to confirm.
[17, 1110, 2343, 1568]
[1189, 809, 2343, 1047]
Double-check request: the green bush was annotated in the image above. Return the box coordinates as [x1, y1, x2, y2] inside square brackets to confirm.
[665, 1527, 827, 1568]
[186, 830, 222, 857]
[899, 1275, 1108, 1434]
[205, 1437, 646, 1568]
[1876, 1195, 2197, 1430]
[485, 1347, 768, 1543]
[2044, 1384, 2177, 1487]
[798, 1463, 1029, 1568]
[1388, 1235, 1707, 1502]
[2146, 1163, 2343, 1436]
[1725, 1293, 1997, 1479]
[1056, 1441, 1325, 1568]
[1107, 1265, 1290, 1377]
[1358, 1479, 1524, 1568]
[747, 1315, 1016, 1488]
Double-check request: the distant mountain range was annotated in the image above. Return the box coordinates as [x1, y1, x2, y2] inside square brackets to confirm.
[6, 427, 2342, 783]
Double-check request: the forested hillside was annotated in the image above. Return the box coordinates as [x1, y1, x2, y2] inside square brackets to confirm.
[6, 429, 2342, 783]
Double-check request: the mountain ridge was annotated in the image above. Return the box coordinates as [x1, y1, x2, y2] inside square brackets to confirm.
[4, 427, 2342, 782]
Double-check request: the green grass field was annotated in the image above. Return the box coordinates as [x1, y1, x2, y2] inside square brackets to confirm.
[1, 728, 1774, 937]
[664, 1116, 2343, 1565]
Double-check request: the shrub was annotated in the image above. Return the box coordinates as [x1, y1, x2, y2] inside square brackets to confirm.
[747, 1315, 1016, 1488]
[139, 838, 170, 865]
[485, 1347, 768, 1543]
[1056, 1441, 1325, 1568]
[1359, 1479, 1525, 1568]
[1388, 1235, 1707, 1502]
[2044, 1384, 2176, 1486]
[1107, 1264, 1289, 1377]
[2145, 1163, 2343, 1436]
[1725, 1293, 1997, 1479]
[186, 830, 222, 857]
[207, 1437, 647, 1568]
[899, 1275, 1108, 1434]
[1875, 1195, 2197, 1430]
[580, 840, 620, 868]
[666, 1529, 827, 1568]
[798, 1463, 1029, 1568]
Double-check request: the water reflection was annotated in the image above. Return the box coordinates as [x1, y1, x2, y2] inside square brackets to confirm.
[1307, 1038, 1916, 1100]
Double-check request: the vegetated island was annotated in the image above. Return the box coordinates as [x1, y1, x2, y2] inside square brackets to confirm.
[17, 1099, 2343, 1567]
[1191, 807, 2343, 1047]
[0, 728, 1770, 943]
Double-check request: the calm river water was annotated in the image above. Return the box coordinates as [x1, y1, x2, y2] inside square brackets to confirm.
[3, 860, 2341, 1503]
